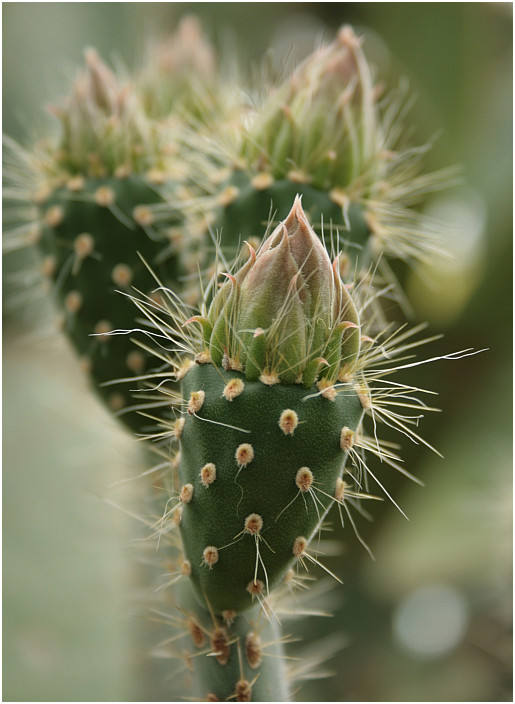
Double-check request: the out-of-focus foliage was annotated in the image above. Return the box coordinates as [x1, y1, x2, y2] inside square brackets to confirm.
[3, 3, 512, 701]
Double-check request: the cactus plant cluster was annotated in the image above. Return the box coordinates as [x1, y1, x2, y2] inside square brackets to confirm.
[4, 19, 464, 702]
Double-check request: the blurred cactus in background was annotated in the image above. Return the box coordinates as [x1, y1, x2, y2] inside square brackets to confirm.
[4, 19, 246, 434]
[187, 25, 455, 325]
[136, 15, 219, 122]
[3, 4, 511, 702]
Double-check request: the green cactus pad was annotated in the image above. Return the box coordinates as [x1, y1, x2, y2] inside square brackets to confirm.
[38, 175, 183, 432]
[178, 362, 364, 614]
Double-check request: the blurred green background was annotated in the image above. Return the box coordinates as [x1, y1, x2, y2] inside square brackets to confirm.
[3, 2, 512, 701]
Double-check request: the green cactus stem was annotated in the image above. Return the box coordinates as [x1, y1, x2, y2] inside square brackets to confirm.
[174, 580, 290, 702]
[178, 361, 364, 615]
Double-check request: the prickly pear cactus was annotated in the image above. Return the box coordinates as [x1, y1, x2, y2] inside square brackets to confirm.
[5, 48, 206, 432]
[191, 26, 451, 317]
[176, 199, 364, 615]
[4, 19, 470, 702]
[135, 198, 376, 699]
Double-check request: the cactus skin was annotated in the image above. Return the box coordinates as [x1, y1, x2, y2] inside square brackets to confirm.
[175, 580, 290, 702]
[38, 175, 182, 431]
[213, 170, 371, 247]
[178, 363, 364, 614]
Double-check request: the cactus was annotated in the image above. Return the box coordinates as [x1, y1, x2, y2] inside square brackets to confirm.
[4, 44, 224, 433]
[120, 195, 470, 700]
[4, 25, 452, 433]
[3, 19, 474, 702]
[186, 26, 454, 322]
[178, 200, 364, 614]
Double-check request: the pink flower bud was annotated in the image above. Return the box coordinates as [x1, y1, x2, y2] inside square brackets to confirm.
[207, 197, 361, 385]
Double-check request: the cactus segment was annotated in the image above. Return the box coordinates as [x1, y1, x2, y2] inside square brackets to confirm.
[178, 362, 364, 614]
[176, 580, 290, 702]
[241, 26, 381, 194]
[6, 45, 215, 433]
[170, 198, 367, 614]
[38, 175, 181, 430]
[183, 24, 454, 323]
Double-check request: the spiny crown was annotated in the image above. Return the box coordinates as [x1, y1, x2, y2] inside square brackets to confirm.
[42, 48, 167, 179]
[137, 15, 218, 121]
[240, 25, 382, 191]
[201, 196, 360, 386]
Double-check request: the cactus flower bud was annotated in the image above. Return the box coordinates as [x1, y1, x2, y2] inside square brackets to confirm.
[136, 15, 239, 129]
[243, 25, 381, 192]
[46, 48, 160, 177]
[207, 196, 360, 385]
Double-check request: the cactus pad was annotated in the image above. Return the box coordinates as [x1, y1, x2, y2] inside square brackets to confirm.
[38, 175, 182, 430]
[177, 362, 364, 614]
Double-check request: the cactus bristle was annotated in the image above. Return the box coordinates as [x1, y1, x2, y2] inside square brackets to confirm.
[278, 408, 299, 435]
